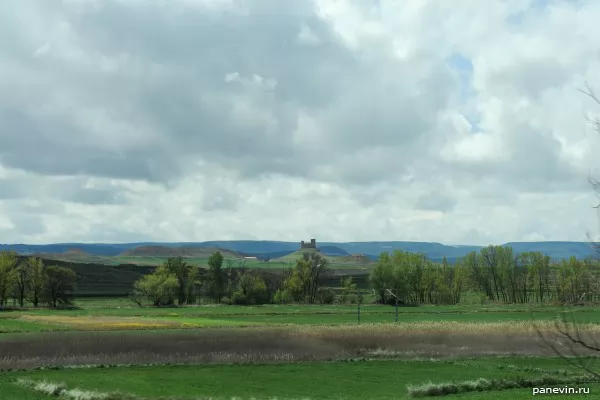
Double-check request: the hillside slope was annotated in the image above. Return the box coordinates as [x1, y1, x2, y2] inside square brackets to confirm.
[2, 240, 596, 261]
[119, 245, 241, 258]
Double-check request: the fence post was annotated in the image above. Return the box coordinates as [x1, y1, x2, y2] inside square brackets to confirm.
[386, 288, 399, 323]
[395, 292, 398, 323]
[357, 289, 361, 324]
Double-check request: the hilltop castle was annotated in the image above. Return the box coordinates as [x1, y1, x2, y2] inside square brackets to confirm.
[300, 238, 317, 250]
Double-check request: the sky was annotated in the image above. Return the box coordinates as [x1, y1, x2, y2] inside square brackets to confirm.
[1, 0, 600, 245]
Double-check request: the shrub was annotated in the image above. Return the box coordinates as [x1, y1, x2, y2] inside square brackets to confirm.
[273, 288, 294, 304]
[234, 273, 270, 305]
[132, 266, 178, 306]
[231, 291, 248, 305]
[406, 375, 594, 397]
[317, 288, 336, 304]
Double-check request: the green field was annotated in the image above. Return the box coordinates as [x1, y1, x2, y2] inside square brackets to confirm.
[1, 358, 597, 399]
[2, 299, 600, 399]
[4, 302, 600, 333]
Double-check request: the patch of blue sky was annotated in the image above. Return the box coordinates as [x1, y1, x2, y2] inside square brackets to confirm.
[506, 0, 550, 25]
[446, 52, 480, 133]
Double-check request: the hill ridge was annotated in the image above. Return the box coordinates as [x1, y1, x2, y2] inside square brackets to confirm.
[0, 240, 596, 261]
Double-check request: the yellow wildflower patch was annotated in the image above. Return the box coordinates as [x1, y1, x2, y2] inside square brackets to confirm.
[18, 315, 182, 330]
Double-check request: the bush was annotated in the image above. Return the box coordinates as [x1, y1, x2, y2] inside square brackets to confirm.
[235, 274, 270, 305]
[231, 291, 248, 305]
[220, 296, 232, 305]
[132, 265, 178, 307]
[317, 288, 336, 304]
[273, 289, 294, 304]
[406, 375, 593, 397]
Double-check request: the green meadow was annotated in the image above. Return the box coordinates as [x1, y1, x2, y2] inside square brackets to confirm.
[1, 298, 600, 399]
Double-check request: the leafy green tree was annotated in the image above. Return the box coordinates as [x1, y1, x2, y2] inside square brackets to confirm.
[555, 256, 589, 304]
[232, 272, 269, 305]
[340, 276, 358, 304]
[43, 266, 77, 308]
[451, 260, 467, 304]
[281, 252, 329, 304]
[303, 252, 329, 303]
[0, 251, 17, 308]
[371, 251, 466, 306]
[285, 261, 309, 302]
[27, 257, 45, 307]
[207, 251, 225, 302]
[163, 256, 192, 305]
[273, 288, 294, 304]
[133, 265, 179, 306]
[369, 252, 394, 303]
[185, 266, 202, 305]
[14, 259, 30, 307]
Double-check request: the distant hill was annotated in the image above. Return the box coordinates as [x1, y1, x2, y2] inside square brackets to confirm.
[0, 243, 135, 256]
[318, 245, 349, 256]
[63, 248, 89, 255]
[241, 250, 295, 260]
[501, 242, 596, 260]
[1, 240, 596, 262]
[119, 245, 241, 258]
[273, 249, 336, 263]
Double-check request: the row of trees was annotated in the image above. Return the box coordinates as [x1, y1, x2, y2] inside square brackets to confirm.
[369, 246, 600, 305]
[4, 245, 595, 309]
[132, 251, 271, 306]
[0, 251, 77, 308]
[133, 245, 600, 307]
[370, 250, 465, 305]
[132, 251, 336, 306]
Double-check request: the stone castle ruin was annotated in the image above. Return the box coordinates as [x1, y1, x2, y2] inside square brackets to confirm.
[300, 238, 317, 250]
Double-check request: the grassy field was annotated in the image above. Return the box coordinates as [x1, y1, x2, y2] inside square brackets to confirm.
[2, 298, 600, 399]
[1, 358, 598, 399]
[5, 301, 600, 333]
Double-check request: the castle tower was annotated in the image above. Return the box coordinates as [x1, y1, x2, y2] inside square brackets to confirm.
[300, 238, 317, 249]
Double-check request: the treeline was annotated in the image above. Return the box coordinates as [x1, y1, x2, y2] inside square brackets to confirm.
[132, 251, 274, 306]
[0, 251, 77, 309]
[132, 251, 344, 306]
[3, 245, 597, 309]
[370, 246, 600, 305]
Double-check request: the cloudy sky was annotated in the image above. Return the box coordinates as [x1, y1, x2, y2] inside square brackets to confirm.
[1, 0, 600, 245]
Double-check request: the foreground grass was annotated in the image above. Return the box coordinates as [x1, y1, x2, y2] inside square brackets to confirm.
[2, 357, 598, 400]
[3, 301, 600, 399]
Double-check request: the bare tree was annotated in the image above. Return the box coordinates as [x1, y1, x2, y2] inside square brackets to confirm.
[580, 82, 600, 257]
[535, 311, 600, 379]
[535, 82, 600, 378]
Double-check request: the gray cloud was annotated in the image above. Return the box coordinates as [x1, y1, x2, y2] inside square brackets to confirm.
[0, 175, 128, 205]
[0, 0, 599, 244]
[0, 0, 457, 187]
[415, 193, 457, 213]
[8, 213, 46, 236]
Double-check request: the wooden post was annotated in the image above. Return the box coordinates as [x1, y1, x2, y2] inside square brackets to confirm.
[357, 290, 361, 324]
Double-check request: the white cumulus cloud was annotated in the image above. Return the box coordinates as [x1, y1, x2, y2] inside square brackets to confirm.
[0, 0, 600, 245]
